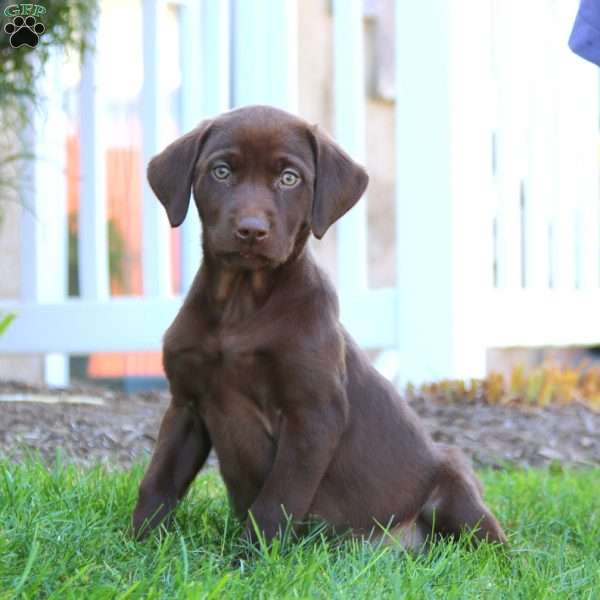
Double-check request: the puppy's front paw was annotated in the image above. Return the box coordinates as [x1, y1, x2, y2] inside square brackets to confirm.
[131, 495, 177, 540]
[243, 508, 284, 545]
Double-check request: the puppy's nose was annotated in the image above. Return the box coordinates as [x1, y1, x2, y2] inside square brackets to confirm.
[235, 216, 269, 242]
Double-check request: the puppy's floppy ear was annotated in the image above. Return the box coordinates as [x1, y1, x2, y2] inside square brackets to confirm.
[309, 126, 369, 239]
[147, 120, 212, 228]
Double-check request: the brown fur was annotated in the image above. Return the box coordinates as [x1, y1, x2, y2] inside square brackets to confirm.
[132, 105, 506, 547]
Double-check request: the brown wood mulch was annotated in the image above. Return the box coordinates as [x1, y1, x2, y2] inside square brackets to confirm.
[0, 380, 598, 470]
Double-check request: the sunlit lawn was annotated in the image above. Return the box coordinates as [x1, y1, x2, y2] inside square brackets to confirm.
[1, 457, 599, 599]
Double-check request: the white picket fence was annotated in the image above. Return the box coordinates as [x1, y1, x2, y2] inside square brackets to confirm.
[0, 0, 598, 387]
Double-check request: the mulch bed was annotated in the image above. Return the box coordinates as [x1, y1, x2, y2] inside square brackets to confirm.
[0, 380, 598, 470]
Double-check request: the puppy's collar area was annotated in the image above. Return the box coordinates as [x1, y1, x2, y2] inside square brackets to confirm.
[204, 258, 275, 306]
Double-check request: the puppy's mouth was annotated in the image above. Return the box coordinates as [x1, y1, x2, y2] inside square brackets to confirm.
[219, 250, 276, 270]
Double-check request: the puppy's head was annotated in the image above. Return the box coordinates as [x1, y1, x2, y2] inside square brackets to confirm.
[147, 105, 368, 270]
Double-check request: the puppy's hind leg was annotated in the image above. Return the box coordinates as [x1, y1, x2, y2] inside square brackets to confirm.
[420, 445, 507, 545]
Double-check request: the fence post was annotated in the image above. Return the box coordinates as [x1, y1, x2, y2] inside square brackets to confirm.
[21, 52, 69, 386]
[395, 0, 492, 385]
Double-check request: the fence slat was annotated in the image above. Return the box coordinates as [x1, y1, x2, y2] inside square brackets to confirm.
[179, 0, 203, 292]
[552, 1, 579, 290]
[141, 0, 172, 297]
[577, 77, 600, 289]
[493, 0, 526, 290]
[232, 0, 268, 107]
[232, 0, 296, 110]
[557, 1, 600, 290]
[522, 0, 552, 290]
[79, 30, 109, 301]
[20, 53, 69, 385]
[333, 0, 367, 293]
[265, 0, 298, 112]
[201, 0, 231, 116]
[20, 125, 42, 304]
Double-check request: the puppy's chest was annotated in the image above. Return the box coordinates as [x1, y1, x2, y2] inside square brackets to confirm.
[197, 344, 281, 436]
[212, 347, 271, 391]
[192, 275, 284, 418]
[195, 326, 279, 405]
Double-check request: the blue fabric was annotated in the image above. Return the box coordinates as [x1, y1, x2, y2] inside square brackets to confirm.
[569, 0, 600, 66]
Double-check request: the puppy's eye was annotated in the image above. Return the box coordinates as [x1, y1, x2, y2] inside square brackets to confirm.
[280, 169, 300, 187]
[212, 164, 231, 181]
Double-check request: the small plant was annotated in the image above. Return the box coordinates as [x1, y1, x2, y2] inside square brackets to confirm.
[0, 1, 98, 127]
[0, 0, 99, 223]
[415, 363, 600, 411]
[0, 312, 16, 336]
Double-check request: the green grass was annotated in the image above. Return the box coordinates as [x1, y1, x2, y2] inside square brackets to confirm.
[0, 457, 599, 599]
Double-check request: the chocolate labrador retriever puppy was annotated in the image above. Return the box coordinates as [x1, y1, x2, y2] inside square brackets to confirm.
[132, 105, 506, 547]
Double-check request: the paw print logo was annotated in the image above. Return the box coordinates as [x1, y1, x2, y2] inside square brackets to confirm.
[4, 15, 45, 48]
